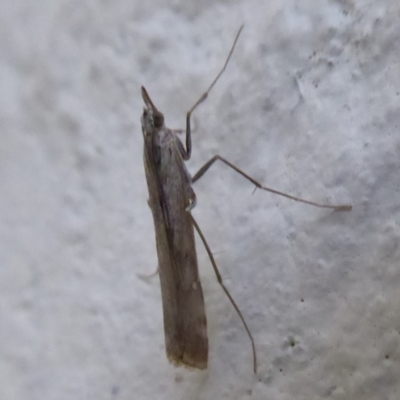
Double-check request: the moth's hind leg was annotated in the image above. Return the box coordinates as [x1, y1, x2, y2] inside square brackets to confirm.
[137, 266, 159, 280]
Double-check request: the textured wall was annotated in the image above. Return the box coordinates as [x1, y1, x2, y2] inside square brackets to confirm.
[1, 1, 399, 399]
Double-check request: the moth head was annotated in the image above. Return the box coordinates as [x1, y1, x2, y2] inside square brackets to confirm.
[141, 86, 165, 130]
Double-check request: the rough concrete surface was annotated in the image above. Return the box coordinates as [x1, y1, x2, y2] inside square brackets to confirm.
[1, 1, 400, 399]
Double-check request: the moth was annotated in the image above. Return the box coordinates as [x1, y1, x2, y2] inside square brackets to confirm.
[140, 26, 351, 373]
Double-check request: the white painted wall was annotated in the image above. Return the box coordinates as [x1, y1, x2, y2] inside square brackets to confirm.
[1, 1, 399, 399]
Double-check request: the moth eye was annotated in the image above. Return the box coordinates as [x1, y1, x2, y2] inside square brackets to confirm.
[153, 112, 164, 128]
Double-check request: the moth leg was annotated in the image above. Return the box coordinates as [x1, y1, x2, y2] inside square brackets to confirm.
[192, 155, 352, 211]
[137, 266, 159, 280]
[183, 25, 243, 160]
[185, 191, 197, 212]
[188, 212, 257, 374]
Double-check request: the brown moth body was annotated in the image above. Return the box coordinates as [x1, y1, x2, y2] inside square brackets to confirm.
[141, 90, 207, 368]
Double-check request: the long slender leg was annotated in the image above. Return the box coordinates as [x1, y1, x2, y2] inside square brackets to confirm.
[137, 267, 159, 280]
[182, 25, 244, 160]
[192, 155, 352, 211]
[188, 212, 257, 374]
